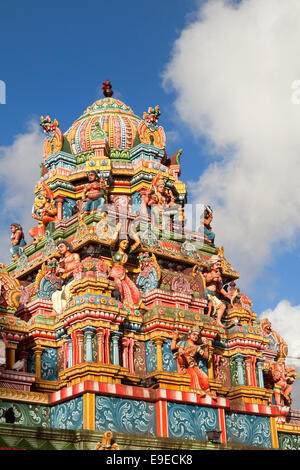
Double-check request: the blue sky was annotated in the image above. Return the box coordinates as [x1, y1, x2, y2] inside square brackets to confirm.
[1, 0, 300, 402]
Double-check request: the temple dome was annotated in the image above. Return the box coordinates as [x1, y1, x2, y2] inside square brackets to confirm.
[65, 97, 142, 154]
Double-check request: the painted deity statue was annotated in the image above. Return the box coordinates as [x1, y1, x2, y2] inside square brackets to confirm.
[136, 252, 161, 293]
[51, 240, 80, 314]
[29, 182, 57, 241]
[109, 226, 148, 314]
[147, 173, 177, 231]
[260, 318, 288, 360]
[171, 328, 216, 399]
[199, 205, 215, 245]
[82, 171, 108, 214]
[143, 105, 161, 132]
[10, 223, 26, 261]
[267, 361, 298, 406]
[35, 257, 62, 300]
[204, 255, 231, 329]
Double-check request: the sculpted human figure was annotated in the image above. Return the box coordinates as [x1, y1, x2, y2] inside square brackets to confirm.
[171, 328, 216, 399]
[204, 255, 231, 329]
[29, 183, 57, 241]
[109, 225, 148, 314]
[10, 223, 26, 261]
[199, 205, 215, 245]
[268, 361, 298, 406]
[51, 240, 80, 314]
[147, 173, 176, 230]
[82, 171, 108, 214]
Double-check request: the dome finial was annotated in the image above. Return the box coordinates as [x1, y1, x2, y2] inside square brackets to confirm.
[102, 78, 113, 97]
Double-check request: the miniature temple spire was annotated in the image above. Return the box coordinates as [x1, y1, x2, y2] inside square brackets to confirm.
[102, 78, 113, 97]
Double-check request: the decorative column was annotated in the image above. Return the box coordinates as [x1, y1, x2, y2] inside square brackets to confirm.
[245, 357, 252, 386]
[128, 338, 136, 374]
[96, 328, 105, 364]
[207, 343, 214, 380]
[104, 328, 111, 364]
[111, 331, 122, 366]
[83, 326, 96, 363]
[67, 337, 73, 368]
[55, 196, 65, 221]
[6, 342, 18, 369]
[257, 359, 265, 388]
[139, 188, 149, 216]
[62, 335, 69, 369]
[154, 337, 164, 371]
[235, 354, 245, 386]
[32, 345, 44, 381]
[121, 337, 130, 369]
[77, 330, 84, 364]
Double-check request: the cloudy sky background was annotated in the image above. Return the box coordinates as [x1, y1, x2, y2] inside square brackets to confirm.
[1, 0, 300, 406]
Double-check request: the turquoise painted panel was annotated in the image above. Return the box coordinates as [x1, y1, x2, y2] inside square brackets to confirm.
[41, 347, 58, 381]
[50, 397, 83, 430]
[0, 401, 49, 427]
[225, 413, 272, 448]
[162, 339, 177, 373]
[145, 340, 157, 374]
[167, 403, 219, 441]
[95, 396, 156, 435]
[278, 432, 300, 450]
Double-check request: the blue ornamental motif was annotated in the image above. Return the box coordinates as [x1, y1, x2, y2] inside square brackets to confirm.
[162, 339, 177, 373]
[95, 396, 156, 435]
[136, 252, 160, 293]
[225, 413, 272, 448]
[167, 403, 219, 441]
[62, 198, 77, 219]
[131, 192, 142, 214]
[145, 340, 157, 374]
[50, 397, 83, 430]
[41, 348, 58, 381]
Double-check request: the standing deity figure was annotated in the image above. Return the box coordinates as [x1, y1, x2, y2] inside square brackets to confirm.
[10, 223, 26, 261]
[29, 182, 57, 241]
[204, 255, 231, 329]
[199, 205, 215, 245]
[82, 171, 108, 214]
[146, 173, 177, 231]
[267, 361, 298, 406]
[51, 240, 80, 314]
[171, 328, 216, 399]
[109, 225, 148, 314]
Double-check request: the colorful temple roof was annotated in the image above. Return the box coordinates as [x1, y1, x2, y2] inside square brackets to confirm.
[65, 97, 141, 153]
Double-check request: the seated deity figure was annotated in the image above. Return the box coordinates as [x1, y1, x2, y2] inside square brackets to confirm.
[10, 223, 26, 261]
[51, 240, 80, 314]
[146, 173, 177, 231]
[29, 183, 57, 241]
[82, 171, 108, 214]
[204, 255, 231, 329]
[171, 328, 216, 399]
[199, 205, 215, 245]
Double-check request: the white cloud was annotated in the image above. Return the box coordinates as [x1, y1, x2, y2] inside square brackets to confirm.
[261, 300, 300, 409]
[163, 0, 300, 284]
[0, 122, 42, 263]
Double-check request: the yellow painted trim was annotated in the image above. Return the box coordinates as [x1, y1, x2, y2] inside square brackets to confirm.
[83, 392, 95, 430]
[270, 417, 279, 449]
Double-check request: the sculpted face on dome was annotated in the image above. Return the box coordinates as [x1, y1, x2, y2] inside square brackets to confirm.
[65, 97, 141, 154]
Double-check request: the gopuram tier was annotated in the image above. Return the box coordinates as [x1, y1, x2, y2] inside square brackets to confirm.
[0, 81, 299, 450]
